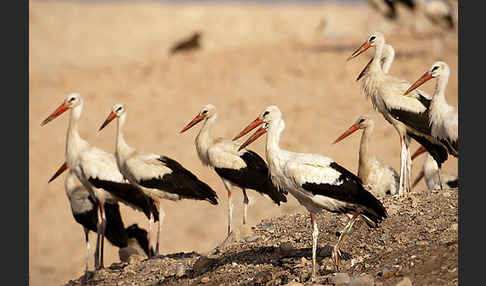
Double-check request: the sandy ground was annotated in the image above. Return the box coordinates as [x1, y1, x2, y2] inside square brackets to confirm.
[29, 1, 458, 285]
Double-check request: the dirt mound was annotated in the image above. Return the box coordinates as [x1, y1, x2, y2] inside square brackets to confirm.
[65, 188, 458, 286]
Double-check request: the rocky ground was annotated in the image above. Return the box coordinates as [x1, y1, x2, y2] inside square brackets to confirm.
[65, 188, 458, 286]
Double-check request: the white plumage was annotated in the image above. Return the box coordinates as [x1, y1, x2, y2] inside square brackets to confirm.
[233, 105, 387, 277]
[180, 104, 287, 237]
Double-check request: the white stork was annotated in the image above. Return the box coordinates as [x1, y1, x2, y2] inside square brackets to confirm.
[356, 43, 395, 82]
[333, 114, 399, 197]
[411, 146, 458, 190]
[179, 104, 287, 237]
[405, 61, 458, 157]
[98, 103, 219, 255]
[51, 166, 153, 280]
[347, 32, 450, 195]
[232, 105, 387, 277]
[41, 93, 159, 267]
[367, 0, 416, 20]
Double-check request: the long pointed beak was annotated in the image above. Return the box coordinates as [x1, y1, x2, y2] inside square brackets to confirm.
[99, 111, 117, 131]
[411, 146, 427, 160]
[356, 57, 373, 81]
[347, 41, 371, 61]
[404, 71, 432, 95]
[180, 114, 204, 133]
[412, 169, 425, 189]
[233, 118, 264, 141]
[41, 102, 69, 126]
[238, 126, 267, 151]
[48, 162, 68, 183]
[333, 124, 360, 144]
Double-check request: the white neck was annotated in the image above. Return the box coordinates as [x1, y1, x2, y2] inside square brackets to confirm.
[115, 113, 135, 163]
[429, 72, 451, 125]
[265, 119, 286, 176]
[358, 125, 374, 177]
[66, 103, 88, 167]
[195, 114, 217, 166]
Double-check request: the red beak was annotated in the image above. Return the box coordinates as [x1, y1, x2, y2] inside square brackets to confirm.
[180, 114, 204, 133]
[48, 162, 68, 183]
[347, 41, 371, 61]
[333, 124, 360, 144]
[41, 102, 70, 126]
[411, 146, 427, 160]
[404, 71, 433, 95]
[356, 57, 373, 81]
[238, 126, 267, 151]
[233, 118, 264, 141]
[99, 111, 117, 131]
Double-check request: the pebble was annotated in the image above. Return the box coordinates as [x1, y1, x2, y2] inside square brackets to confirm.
[395, 277, 413, 286]
[416, 240, 429, 246]
[449, 223, 458, 231]
[328, 272, 350, 285]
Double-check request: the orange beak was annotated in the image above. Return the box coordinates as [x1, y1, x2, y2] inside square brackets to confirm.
[48, 162, 68, 183]
[238, 125, 267, 151]
[233, 118, 264, 141]
[404, 71, 433, 95]
[356, 57, 373, 81]
[41, 102, 70, 126]
[347, 41, 371, 61]
[180, 114, 204, 133]
[99, 111, 117, 131]
[411, 146, 427, 160]
[333, 124, 360, 144]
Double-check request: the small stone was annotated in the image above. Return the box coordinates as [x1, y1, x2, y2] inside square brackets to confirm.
[348, 274, 374, 286]
[200, 277, 210, 283]
[329, 272, 350, 285]
[395, 277, 413, 286]
[416, 240, 429, 246]
[449, 223, 458, 231]
[175, 264, 185, 277]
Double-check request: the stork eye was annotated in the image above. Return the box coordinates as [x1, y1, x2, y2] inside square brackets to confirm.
[202, 110, 208, 115]
[431, 66, 439, 72]
[369, 36, 376, 42]
[263, 111, 269, 116]
[69, 97, 75, 102]
[359, 119, 365, 124]
[116, 107, 122, 112]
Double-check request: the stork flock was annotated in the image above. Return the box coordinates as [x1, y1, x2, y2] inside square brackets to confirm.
[40, 31, 458, 280]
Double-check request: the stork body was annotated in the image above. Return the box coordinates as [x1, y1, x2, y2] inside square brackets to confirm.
[180, 104, 287, 237]
[99, 104, 219, 255]
[334, 115, 399, 197]
[233, 106, 387, 277]
[348, 32, 450, 196]
[412, 152, 458, 190]
[41, 93, 158, 268]
[63, 170, 152, 279]
[406, 61, 458, 157]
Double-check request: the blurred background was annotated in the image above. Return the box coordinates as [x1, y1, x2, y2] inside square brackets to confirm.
[29, 0, 458, 285]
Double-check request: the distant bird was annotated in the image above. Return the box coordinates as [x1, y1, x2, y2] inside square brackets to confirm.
[405, 61, 458, 157]
[411, 146, 458, 190]
[169, 31, 202, 55]
[233, 105, 387, 277]
[54, 168, 152, 280]
[41, 93, 159, 268]
[180, 104, 287, 237]
[368, 0, 416, 20]
[98, 104, 219, 255]
[348, 32, 450, 195]
[421, 0, 454, 29]
[333, 114, 399, 197]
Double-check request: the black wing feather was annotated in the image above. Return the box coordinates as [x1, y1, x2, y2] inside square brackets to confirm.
[301, 162, 387, 226]
[139, 156, 218, 205]
[103, 203, 128, 248]
[214, 150, 287, 204]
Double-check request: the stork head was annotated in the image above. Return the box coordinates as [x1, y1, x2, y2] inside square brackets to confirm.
[333, 114, 374, 144]
[404, 61, 450, 95]
[180, 104, 217, 133]
[347, 31, 385, 61]
[99, 104, 125, 131]
[41, 93, 82, 126]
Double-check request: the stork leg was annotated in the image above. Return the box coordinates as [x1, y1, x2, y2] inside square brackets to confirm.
[148, 210, 154, 259]
[154, 200, 165, 257]
[405, 136, 412, 193]
[398, 137, 407, 196]
[310, 212, 319, 279]
[332, 211, 360, 272]
[98, 203, 107, 269]
[222, 179, 234, 237]
[242, 188, 249, 225]
[83, 227, 90, 282]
